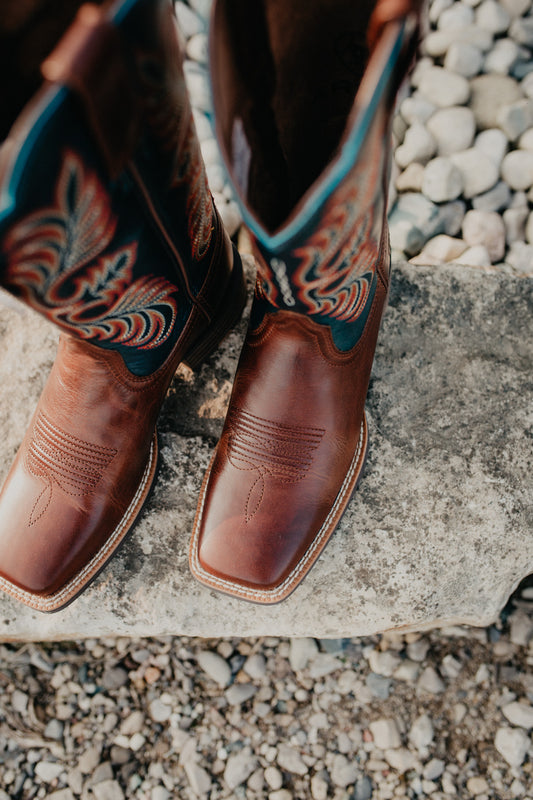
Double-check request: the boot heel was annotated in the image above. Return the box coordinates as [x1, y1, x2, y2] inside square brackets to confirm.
[184, 245, 247, 371]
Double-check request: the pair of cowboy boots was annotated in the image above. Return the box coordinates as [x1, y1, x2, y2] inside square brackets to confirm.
[0, 0, 420, 611]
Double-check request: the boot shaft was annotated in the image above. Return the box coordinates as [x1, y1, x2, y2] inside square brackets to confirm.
[210, 0, 420, 349]
[0, 0, 228, 376]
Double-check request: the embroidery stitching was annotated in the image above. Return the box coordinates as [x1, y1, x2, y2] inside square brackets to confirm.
[25, 411, 117, 525]
[4, 150, 178, 350]
[227, 408, 324, 523]
[258, 134, 384, 324]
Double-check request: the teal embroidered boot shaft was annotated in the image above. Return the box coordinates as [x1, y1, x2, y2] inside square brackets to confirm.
[190, 0, 421, 602]
[0, 0, 246, 611]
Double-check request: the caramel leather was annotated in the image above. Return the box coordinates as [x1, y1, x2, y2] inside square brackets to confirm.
[0, 0, 245, 610]
[0, 335, 164, 608]
[367, 0, 424, 49]
[191, 234, 389, 602]
[0, 231, 242, 611]
[41, 3, 141, 177]
[192, 265, 389, 601]
[191, 1, 417, 602]
[0, 277, 233, 610]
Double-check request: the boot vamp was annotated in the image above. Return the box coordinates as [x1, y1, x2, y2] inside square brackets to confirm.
[195, 302, 384, 594]
[0, 334, 166, 597]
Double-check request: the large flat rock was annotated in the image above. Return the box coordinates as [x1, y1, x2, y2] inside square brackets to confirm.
[0, 260, 531, 641]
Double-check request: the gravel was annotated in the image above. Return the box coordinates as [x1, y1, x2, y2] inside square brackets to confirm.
[0, 586, 532, 799]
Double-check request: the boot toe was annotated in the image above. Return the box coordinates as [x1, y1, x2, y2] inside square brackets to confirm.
[190, 354, 371, 603]
[191, 429, 367, 604]
[0, 428, 158, 612]
[197, 514, 292, 592]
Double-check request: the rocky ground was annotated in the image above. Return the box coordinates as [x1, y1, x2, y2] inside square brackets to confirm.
[389, 0, 533, 271]
[0, 583, 532, 800]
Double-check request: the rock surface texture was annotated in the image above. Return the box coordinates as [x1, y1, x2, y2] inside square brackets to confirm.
[0, 257, 531, 640]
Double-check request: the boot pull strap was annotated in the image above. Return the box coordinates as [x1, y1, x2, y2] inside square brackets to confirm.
[367, 0, 424, 51]
[41, 3, 141, 178]
[366, 0, 424, 102]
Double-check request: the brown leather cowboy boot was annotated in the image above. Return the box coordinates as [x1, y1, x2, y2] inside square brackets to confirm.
[190, 0, 422, 602]
[0, 0, 246, 611]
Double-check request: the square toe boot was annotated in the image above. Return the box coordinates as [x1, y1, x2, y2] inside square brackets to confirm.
[190, 0, 422, 603]
[0, 0, 246, 611]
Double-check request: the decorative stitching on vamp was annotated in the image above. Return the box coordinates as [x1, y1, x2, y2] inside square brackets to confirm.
[226, 408, 324, 523]
[0, 437, 156, 611]
[191, 419, 366, 602]
[25, 411, 117, 525]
